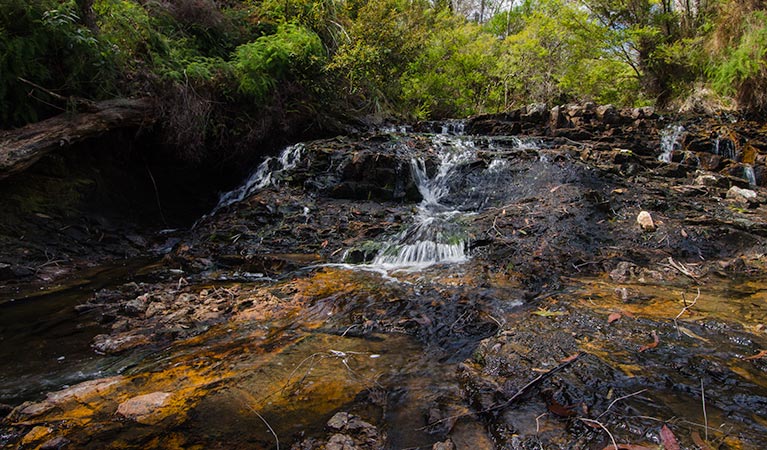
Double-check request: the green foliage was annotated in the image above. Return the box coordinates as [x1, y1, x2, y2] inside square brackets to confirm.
[0, 0, 115, 125]
[233, 23, 324, 100]
[708, 10, 767, 111]
[328, 0, 433, 115]
[401, 17, 500, 118]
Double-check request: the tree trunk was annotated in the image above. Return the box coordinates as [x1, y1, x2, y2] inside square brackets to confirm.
[0, 98, 155, 180]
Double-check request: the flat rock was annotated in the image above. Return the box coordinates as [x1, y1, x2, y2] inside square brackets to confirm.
[116, 391, 172, 423]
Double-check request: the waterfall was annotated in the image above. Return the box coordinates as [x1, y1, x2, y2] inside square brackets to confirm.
[658, 124, 684, 163]
[745, 165, 757, 186]
[369, 136, 475, 270]
[209, 144, 305, 216]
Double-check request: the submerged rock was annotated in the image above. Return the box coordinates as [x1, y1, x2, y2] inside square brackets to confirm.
[116, 391, 173, 424]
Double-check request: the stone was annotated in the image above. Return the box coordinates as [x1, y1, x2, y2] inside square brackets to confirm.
[92, 332, 150, 354]
[327, 411, 352, 430]
[325, 434, 358, 450]
[433, 439, 455, 450]
[694, 174, 719, 186]
[637, 211, 656, 232]
[727, 186, 758, 203]
[40, 436, 71, 449]
[21, 426, 52, 445]
[116, 391, 172, 423]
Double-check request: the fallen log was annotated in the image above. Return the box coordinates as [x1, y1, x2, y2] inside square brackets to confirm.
[0, 97, 155, 180]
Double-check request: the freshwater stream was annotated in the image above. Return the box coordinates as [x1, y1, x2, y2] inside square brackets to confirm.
[2, 123, 767, 449]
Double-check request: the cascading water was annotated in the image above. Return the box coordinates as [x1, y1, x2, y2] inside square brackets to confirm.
[745, 164, 757, 186]
[209, 143, 305, 216]
[658, 124, 684, 163]
[369, 136, 475, 270]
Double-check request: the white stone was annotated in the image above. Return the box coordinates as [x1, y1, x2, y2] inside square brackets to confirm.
[637, 211, 656, 232]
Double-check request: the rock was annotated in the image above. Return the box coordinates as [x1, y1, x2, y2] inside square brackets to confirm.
[727, 186, 758, 203]
[21, 426, 52, 445]
[521, 103, 549, 122]
[433, 439, 455, 450]
[144, 301, 167, 318]
[609, 261, 637, 283]
[326, 434, 358, 450]
[123, 296, 147, 316]
[92, 332, 150, 354]
[16, 377, 123, 418]
[40, 436, 71, 449]
[327, 411, 352, 430]
[116, 391, 172, 424]
[596, 104, 622, 124]
[637, 211, 656, 232]
[694, 174, 719, 186]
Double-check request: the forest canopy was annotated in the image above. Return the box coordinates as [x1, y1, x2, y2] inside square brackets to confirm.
[1, 0, 765, 131]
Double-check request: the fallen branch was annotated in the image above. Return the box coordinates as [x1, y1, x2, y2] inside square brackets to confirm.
[0, 97, 155, 180]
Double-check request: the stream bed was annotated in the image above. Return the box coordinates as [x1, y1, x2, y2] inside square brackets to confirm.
[3, 106, 767, 449]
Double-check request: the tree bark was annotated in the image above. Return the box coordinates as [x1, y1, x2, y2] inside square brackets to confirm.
[0, 98, 155, 180]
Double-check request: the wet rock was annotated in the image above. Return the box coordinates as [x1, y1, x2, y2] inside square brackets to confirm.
[40, 436, 70, 450]
[326, 434, 358, 450]
[21, 426, 52, 445]
[321, 412, 383, 449]
[609, 261, 637, 283]
[122, 295, 148, 316]
[14, 377, 123, 419]
[116, 391, 172, 424]
[637, 211, 656, 232]
[92, 332, 150, 354]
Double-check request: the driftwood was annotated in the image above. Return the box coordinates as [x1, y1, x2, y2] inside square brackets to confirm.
[0, 97, 155, 180]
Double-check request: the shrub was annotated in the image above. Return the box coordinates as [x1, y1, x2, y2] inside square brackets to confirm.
[233, 23, 324, 100]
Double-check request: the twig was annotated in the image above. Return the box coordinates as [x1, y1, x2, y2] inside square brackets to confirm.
[145, 163, 168, 226]
[580, 418, 618, 450]
[667, 257, 703, 284]
[673, 288, 700, 336]
[18, 76, 96, 110]
[596, 388, 649, 420]
[236, 388, 280, 450]
[535, 412, 548, 433]
[701, 379, 708, 442]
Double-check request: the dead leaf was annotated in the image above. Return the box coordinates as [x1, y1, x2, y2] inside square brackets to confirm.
[547, 398, 576, 417]
[560, 352, 581, 363]
[691, 431, 714, 450]
[744, 349, 767, 360]
[660, 425, 680, 450]
[608, 312, 622, 324]
[638, 331, 659, 352]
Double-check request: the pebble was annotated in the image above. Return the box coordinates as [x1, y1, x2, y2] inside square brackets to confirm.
[637, 211, 656, 231]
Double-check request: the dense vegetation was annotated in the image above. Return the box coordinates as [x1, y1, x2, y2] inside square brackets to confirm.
[1, 0, 766, 141]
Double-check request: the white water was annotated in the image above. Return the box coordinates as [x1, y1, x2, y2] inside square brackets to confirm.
[368, 136, 476, 270]
[658, 124, 684, 163]
[209, 143, 305, 216]
[745, 165, 757, 186]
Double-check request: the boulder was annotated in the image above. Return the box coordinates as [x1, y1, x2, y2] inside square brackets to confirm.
[727, 186, 758, 203]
